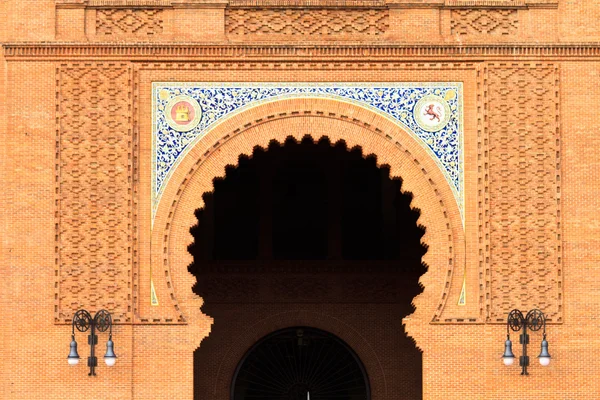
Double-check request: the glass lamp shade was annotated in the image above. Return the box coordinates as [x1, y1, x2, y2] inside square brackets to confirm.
[67, 357, 80, 366]
[503, 356, 515, 366]
[104, 338, 117, 367]
[538, 338, 551, 366]
[502, 338, 515, 366]
[67, 338, 80, 365]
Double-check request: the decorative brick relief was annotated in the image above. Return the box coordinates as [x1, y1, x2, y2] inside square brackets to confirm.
[486, 64, 561, 323]
[445, 0, 557, 7]
[96, 9, 164, 36]
[226, 8, 389, 36]
[450, 9, 518, 35]
[56, 64, 133, 323]
[229, 0, 386, 5]
[6, 44, 599, 59]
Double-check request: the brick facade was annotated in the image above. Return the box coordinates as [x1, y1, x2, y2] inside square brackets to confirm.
[1, 0, 600, 399]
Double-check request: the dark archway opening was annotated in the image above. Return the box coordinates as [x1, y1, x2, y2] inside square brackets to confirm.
[232, 327, 370, 400]
[190, 136, 426, 400]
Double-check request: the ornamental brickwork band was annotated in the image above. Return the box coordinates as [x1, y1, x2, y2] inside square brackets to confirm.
[486, 63, 562, 323]
[226, 8, 389, 36]
[56, 64, 133, 323]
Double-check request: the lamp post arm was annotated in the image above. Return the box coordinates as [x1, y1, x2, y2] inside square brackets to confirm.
[88, 318, 98, 376]
[520, 322, 529, 375]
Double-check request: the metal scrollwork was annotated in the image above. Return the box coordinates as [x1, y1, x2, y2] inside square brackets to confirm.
[525, 309, 545, 332]
[70, 309, 115, 376]
[95, 310, 112, 333]
[504, 308, 549, 375]
[507, 309, 525, 331]
[73, 310, 93, 332]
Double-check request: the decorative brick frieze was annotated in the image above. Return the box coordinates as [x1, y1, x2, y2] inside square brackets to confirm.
[444, 0, 557, 7]
[485, 63, 562, 323]
[450, 9, 518, 35]
[228, 0, 386, 8]
[56, 63, 133, 323]
[89, 0, 172, 5]
[5, 43, 600, 59]
[228, 0, 386, 6]
[55, 0, 223, 40]
[96, 8, 164, 35]
[55, 0, 208, 7]
[226, 8, 389, 36]
[446, 0, 525, 6]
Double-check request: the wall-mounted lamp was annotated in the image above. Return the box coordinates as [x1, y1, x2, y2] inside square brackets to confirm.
[502, 309, 550, 375]
[68, 309, 117, 376]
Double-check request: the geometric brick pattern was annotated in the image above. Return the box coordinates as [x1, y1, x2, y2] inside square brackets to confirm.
[486, 63, 562, 323]
[96, 9, 164, 36]
[226, 8, 388, 36]
[55, 64, 132, 323]
[451, 9, 518, 35]
[229, 0, 386, 5]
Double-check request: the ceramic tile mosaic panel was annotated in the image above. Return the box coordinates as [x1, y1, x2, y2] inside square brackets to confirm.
[152, 83, 464, 225]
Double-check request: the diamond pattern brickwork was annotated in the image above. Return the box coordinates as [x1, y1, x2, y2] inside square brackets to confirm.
[96, 9, 164, 36]
[56, 64, 133, 323]
[451, 9, 518, 35]
[226, 8, 389, 36]
[486, 64, 562, 323]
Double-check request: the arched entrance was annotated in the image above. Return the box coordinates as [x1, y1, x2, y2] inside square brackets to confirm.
[189, 137, 425, 400]
[150, 97, 465, 400]
[232, 327, 370, 400]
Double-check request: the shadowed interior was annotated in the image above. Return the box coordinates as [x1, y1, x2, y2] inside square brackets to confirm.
[188, 136, 427, 400]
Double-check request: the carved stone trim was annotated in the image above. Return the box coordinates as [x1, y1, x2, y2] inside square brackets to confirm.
[5, 43, 600, 59]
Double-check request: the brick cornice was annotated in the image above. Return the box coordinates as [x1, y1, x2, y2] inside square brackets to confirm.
[55, 0, 226, 7]
[56, 0, 556, 7]
[229, 0, 386, 7]
[3, 42, 600, 60]
[444, 0, 557, 8]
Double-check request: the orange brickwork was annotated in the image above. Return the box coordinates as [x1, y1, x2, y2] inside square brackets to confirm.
[1, 0, 600, 399]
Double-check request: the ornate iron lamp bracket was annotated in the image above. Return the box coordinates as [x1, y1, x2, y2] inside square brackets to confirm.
[506, 309, 547, 375]
[70, 309, 114, 376]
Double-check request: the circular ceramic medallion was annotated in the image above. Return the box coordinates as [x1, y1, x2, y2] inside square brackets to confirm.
[165, 95, 202, 132]
[414, 95, 451, 132]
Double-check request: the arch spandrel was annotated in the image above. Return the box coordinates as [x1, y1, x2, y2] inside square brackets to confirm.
[150, 97, 468, 352]
[152, 83, 464, 223]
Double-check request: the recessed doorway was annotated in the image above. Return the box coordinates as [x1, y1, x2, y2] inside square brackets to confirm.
[189, 136, 426, 400]
[232, 327, 369, 400]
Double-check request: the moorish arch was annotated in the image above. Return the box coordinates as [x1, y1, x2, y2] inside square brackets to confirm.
[149, 97, 465, 396]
